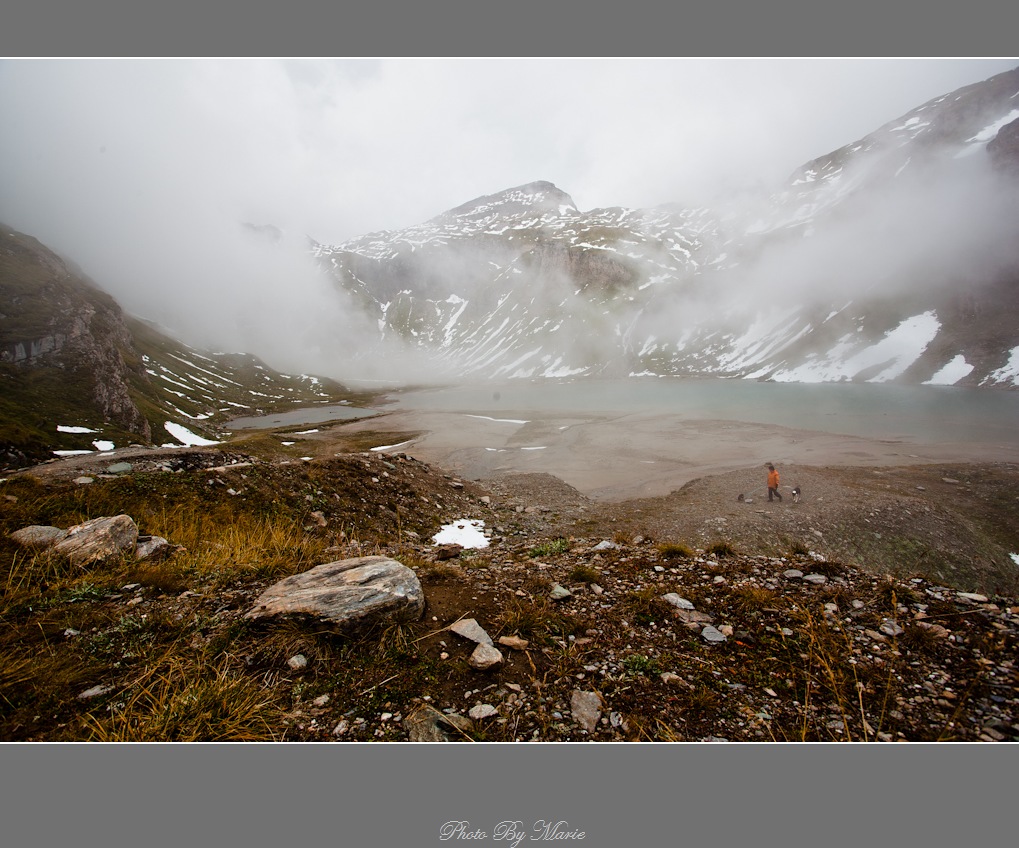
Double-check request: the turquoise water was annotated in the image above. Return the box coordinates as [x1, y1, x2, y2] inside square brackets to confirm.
[385, 378, 1019, 446]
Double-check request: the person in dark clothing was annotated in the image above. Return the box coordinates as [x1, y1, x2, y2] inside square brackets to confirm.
[767, 463, 782, 502]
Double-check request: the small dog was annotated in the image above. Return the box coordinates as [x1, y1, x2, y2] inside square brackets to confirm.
[791, 486, 801, 503]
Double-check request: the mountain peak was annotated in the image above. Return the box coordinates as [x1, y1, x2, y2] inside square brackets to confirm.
[431, 180, 578, 224]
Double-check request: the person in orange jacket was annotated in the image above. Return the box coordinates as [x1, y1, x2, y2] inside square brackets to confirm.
[767, 463, 782, 502]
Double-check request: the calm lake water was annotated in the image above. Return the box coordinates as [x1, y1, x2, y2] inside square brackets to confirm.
[385, 378, 1019, 447]
[226, 403, 381, 430]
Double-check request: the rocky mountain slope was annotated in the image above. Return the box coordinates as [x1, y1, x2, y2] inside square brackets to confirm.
[313, 67, 1019, 387]
[0, 227, 362, 469]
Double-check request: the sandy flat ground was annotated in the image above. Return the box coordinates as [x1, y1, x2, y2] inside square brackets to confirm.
[337, 408, 1019, 502]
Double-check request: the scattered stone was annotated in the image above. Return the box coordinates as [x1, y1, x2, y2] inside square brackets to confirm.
[52, 515, 139, 568]
[287, 654, 308, 670]
[434, 544, 462, 561]
[135, 535, 174, 561]
[718, 624, 734, 637]
[662, 593, 695, 610]
[942, 477, 960, 484]
[549, 583, 572, 601]
[880, 619, 905, 637]
[312, 694, 330, 707]
[958, 592, 989, 603]
[405, 706, 473, 742]
[498, 635, 529, 651]
[105, 462, 133, 475]
[590, 583, 604, 595]
[783, 569, 804, 579]
[74, 476, 94, 485]
[468, 704, 498, 720]
[701, 625, 727, 643]
[570, 690, 603, 733]
[450, 618, 494, 646]
[78, 684, 114, 700]
[469, 643, 504, 671]
[672, 607, 713, 627]
[245, 556, 424, 628]
[592, 541, 619, 551]
[660, 672, 684, 686]
[332, 720, 349, 737]
[802, 573, 828, 585]
[916, 621, 951, 639]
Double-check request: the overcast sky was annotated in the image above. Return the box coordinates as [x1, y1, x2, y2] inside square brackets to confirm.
[1, 58, 1016, 378]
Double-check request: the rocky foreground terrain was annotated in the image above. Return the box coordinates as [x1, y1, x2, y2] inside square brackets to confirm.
[2, 441, 1017, 742]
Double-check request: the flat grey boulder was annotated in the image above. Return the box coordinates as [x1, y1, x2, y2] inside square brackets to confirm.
[9, 525, 69, 550]
[52, 515, 139, 567]
[468, 643, 504, 670]
[662, 593, 695, 610]
[244, 556, 424, 627]
[449, 618, 493, 646]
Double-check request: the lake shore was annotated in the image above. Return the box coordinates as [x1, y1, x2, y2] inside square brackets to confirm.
[337, 407, 1019, 501]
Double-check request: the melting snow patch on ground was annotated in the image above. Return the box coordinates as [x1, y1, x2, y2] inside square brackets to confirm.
[370, 440, 416, 452]
[1011, 553, 1019, 567]
[433, 519, 489, 549]
[164, 422, 219, 446]
[57, 425, 97, 434]
[92, 440, 115, 452]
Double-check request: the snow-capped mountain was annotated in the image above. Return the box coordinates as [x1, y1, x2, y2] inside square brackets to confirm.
[313, 66, 1019, 388]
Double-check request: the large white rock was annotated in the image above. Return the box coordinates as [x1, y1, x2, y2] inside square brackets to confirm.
[244, 556, 424, 627]
[52, 515, 139, 567]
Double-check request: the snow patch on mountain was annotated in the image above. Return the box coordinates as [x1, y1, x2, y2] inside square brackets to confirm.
[924, 355, 975, 386]
[771, 312, 941, 384]
[984, 346, 1019, 386]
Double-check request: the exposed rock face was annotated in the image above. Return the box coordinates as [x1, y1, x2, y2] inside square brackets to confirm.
[988, 117, 1019, 179]
[244, 556, 425, 627]
[0, 229, 152, 442]
[51, 515, 140, 567]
